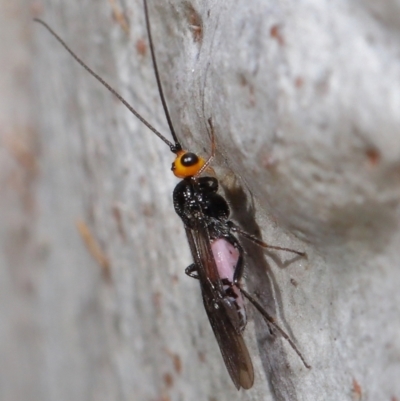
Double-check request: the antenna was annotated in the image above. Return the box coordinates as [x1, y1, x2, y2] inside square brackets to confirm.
[34, 18, 179, 152]
[143, 0, 181, 152]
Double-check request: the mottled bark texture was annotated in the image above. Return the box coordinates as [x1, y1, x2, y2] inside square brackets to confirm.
[1, 0, 400, 400]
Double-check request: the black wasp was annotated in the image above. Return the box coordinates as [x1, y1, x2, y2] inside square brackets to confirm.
[35, 0, 310, 390]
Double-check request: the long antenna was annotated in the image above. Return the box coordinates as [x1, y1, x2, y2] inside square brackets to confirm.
[33, 18, 178, 152]
[143, 0, 181, 151]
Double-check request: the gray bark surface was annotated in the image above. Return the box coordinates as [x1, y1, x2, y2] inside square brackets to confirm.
[1, 0, 400, 400]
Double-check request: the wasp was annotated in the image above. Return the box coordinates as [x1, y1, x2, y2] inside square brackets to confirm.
[173, 127, 310, 388]
[35, 0, 310, 389]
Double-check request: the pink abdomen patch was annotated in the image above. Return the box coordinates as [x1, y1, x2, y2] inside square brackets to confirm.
[211, 238, 246, 330]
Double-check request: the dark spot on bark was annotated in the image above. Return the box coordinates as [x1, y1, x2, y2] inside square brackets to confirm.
[184, 2, 203, 44]
[136, 38, 147, 56]
[270, 24, 285, 46]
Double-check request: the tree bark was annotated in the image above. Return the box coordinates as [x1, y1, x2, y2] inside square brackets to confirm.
[1, 0, 400, 400]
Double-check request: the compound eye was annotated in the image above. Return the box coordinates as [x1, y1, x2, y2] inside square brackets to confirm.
[181, 152, 199, 167]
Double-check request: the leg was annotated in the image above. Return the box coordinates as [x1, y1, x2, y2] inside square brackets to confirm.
[195, 118, 216, 178]
[228, 235, 245, 284]
[227, 221, 306, 257]
[185, 263, 200, 279]
[240, 287, 311, 369]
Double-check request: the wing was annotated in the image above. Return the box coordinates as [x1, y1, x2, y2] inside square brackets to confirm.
[185, 224, 254, 390]
[203, 295, 254, 390]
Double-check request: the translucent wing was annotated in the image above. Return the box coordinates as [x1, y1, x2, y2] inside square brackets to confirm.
[185, 224, 254, 389]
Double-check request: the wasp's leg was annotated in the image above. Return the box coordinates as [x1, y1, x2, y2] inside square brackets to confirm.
[226, 221, 305, 257]
[195, 117, 215, 178]
[228, 235, 245, 284]
[240, 287, 311, 369]
[185, 263, 200, 279]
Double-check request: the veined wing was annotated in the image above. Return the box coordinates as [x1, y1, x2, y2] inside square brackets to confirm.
[184, 224, 254, 390]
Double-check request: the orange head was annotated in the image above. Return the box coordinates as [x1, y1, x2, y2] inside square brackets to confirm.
[171, 150, 206, 178]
